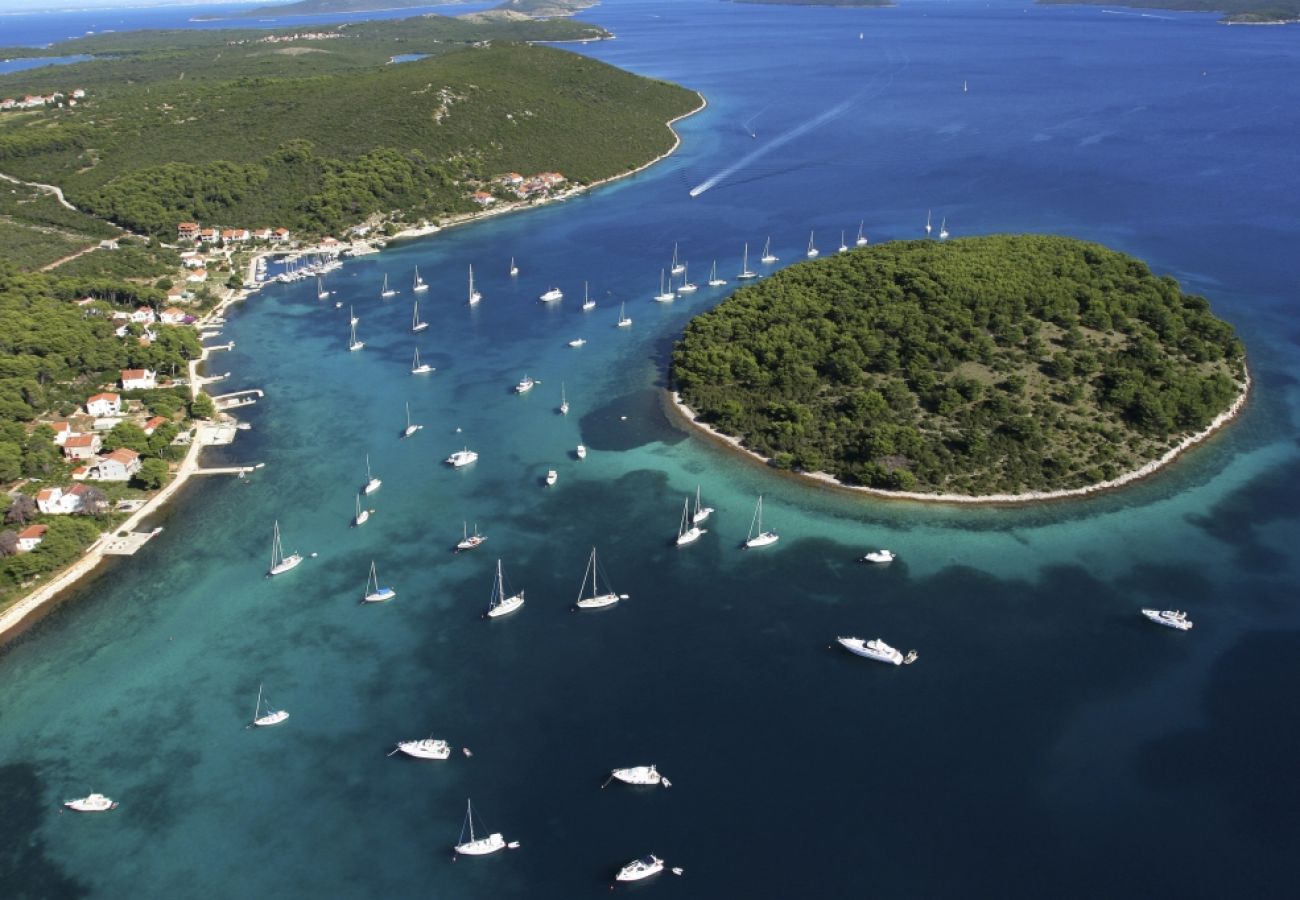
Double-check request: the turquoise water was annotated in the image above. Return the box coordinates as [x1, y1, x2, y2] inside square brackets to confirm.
[4, 1, 1300, 897]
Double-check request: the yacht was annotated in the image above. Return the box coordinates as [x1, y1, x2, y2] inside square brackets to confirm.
[855, 221, 869, 246]
[446, 448, 478, 467]
[576, 444, 587, 460]
[1141, 608, 1193, 631]
[568, 338, 587, 348]
[806, 230, 819, 258]
[393, 737, 450, 760]
[317, 275, 330, 300]
[691, 485, 713, 525]
[456, 521, 486, 553]
[575, 547, 627, 609]
[348, 318, 364, 352]
[515, 375, 536, 394]
[707, 260, 727, 287]
[677, 264, 698, 294]
[64, 793, 118, 813]
[380, 273, 397, 299]
[362, 454, 382, 494]
[268, 520, 302, 576]
[837, 636, 905, 665]
[412, 266, 429, 293]
[675, 496, 704, 546]
[862, 549, 896, 564]
[545, 469, 558, 487]
[251, 683, 289, 727]
[617, 856, 665, 883]
[617, 302, 632, 328]
[539, 286, 563, 302]
[466, 264, 482, 305]
[670, 242, 685, 276]
[353, 495, 369, 527]
[760, 236, 778, 264]
[411, 300, 428, 333]
[402, 403, 421, 438]
[737, 242, 758, 279]
[559, 383, 570, 416]
[654, 269, 675, 302]
[610, 764, 668, 787]
[411, 347, 434, 375]
[453, 799, 511, 857]
[486, 559, 525, 618]
[743, 495, 779, 548]
[581, 281, 596, 311]
[363, 560, 396, 603]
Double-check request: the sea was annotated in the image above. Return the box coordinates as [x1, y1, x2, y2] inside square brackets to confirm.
[2, 1, 1299, 897]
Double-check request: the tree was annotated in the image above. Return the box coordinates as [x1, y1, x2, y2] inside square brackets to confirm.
[103, 422, 150, 454]
[134, 457, 170, 489]
[4, 494, 35, 526]
[78, 486, 109, 517]
[0, 531, 17, 557]
[190, 393, 216, 419]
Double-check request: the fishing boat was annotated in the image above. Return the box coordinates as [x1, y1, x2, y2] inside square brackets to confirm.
[939, 217, 950, 240]
[610, 764, 668, 786]
[806, 230, 819, 258]
[456, 522, 486, 553]
[515, 375, 536, 394]
[677, 263, 698, 294]
[353, 495, 369, 527]
[707, 260, 727, 287]
[251, 682, 289, 726]
[760, 236, 778, 264]
[654, 269, 675, 303]
[676, 496, 705, 546]
[744, 495, 779, 548]
[576, 444, 587, 459]
[691, 485, 713, 525]
[402, 402, 421, 438]
[545, 469, 558, 487]
[453, 799, 512, 857]
[446, 447, 478, 467]
[575, 547, 627, 609]
[559, 383, 569, 415]
[317, 275, 330, 300]
[856, 221, 869, 246]
[838, 230, 849, 253]
[581, 281, 596, 311]
[268, 520, 302, 575]
[486, 559, 525, 618]
[466, 264, 482, 305]
[393, 736, 450, 760]
[862, 549, 896, 564]
[363, 560, 396, 603]
[617, 302, 632, 328]
[1141, 608, 1193, 631]
[380, 273, 397, 299]
[64, 793, 118, 812]
[362, 454, 381, 494]
[412, 300, 428, 333]
[539, 286, 563, 302]
[617, 856, 665, 883]
[412, 266, 428, 293]
[509, 257, 519, 277]
[925, 209, 933, 236]
[837, 636, 906, 665]
[568, 338, 587, 348]
[348, 318, 364, 352]
[670, 242, 685, 276]
[411, 347, 434, 375]
[737, 242, 758, 279]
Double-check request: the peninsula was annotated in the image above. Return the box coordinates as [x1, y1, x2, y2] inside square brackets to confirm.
[1037, 0, 1299, 25]
[671, 235, 1247, 500]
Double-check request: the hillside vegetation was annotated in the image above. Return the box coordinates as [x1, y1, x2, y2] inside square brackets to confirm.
[1038, 0, 1299, 24]
[672, 235, 1245, 496]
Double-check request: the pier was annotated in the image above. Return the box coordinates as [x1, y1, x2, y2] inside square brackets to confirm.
[214, 389, 263, 411]
[193, 464, 263, 477]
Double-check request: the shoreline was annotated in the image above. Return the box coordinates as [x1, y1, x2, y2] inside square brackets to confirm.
[665, 369, 1251, 506]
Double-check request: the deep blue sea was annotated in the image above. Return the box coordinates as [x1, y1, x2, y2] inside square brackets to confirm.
[3, 1, 1300, 897]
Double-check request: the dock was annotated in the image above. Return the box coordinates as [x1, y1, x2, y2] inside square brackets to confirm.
[193, 464, 262, 477]
[102, 528, 162, 556]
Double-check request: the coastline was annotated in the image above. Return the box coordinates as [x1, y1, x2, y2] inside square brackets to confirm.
[665, 369, 1251, 506]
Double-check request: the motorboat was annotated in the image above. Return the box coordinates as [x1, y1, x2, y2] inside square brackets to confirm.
[862, 549, 896, 564]
[568, 338, 587, 348]
[64, 793, 118, 812]
[1141, 608, 1193, 631]
[545, 469, 558, 487]
[610, 765, 667, 787]
[617, 855, 665, 883]
[446, 448, 478, 467]
[515, 375, 536, 394]
[394, 738, 451, 760]
[539, 287, 563, 302]
[837, 636, 905, 665]
[576, 444, 587, 459]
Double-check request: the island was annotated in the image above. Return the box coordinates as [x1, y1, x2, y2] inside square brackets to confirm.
[670, 235, 1247, 501]
[1037, 0, 1299, 26]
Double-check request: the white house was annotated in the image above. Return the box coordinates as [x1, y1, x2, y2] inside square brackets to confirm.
[85, 392, 120, 417]
[130, 306, 157, 325]
[120, 369, 157, 391]
[35, 485, 90, 515]
[160, 307, 189, 325]
[16, 524, 47, 552]
[92, 448, 141, 482]
[48, 422, 73, 446]
[62, 433, 102, 460]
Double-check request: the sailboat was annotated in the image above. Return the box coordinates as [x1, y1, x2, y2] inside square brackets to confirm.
[348, 318, 364, 352]
[363, 560, 396, 603]
[692, 485, 714, 525]
[760, 236, 778, 264]
[486, 559, 525, 618]
[654, 269, 675, 302]
[411, 300, 428, 333]
[456, 521, 486, 553]
[412, 266, 428, 293]
[402, 402, 421, 438]
[411, 347, 434, 375]
[575, 547, 628, 609]
[453, 799, 512, 856]
[466, 264, 482, 305]
[515, 374, 536, 394]
[317, 275, 329, 300]
[617, 302, 632, 328]
[939, 217, 950, 240]
[707, 260, 727, 287]
[363, 454, 382, 494]
[250, 682, 289, 727]
[744, 495, 779, 548]
[737, 243, 758, 280]
[349, 305, 359, 327]
[838, 230, 849, 253]
[354, 495, 369, 527]
[559, 383, 569, 416]
[268, 520, 303, 575]
[380, 273, 397, 299]
[856, 221, 869, 247]
[925, 209, 933, 236]
[675, 496, 705, 546]
[509, 256, 519, 277]
[392, 735, 450, 759]
[806, 230, 819, 258]
[677, 263, 698, 294]
[670, 242, 685, 276]
[581, 281, 596, 311]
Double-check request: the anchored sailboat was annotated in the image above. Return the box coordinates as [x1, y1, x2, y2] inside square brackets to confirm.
[251, 682, 289, 727]
[412, 300, 428, 333]
[581, 281, 595, 311]
[509, 256, 519, 277]
[411, 347, 433, 375]
[744, 495, 779, 548]
[453, 799, 513, 856]
[354, 495, 369, 527]
[456, 521, 485, 553]
[925, 209, 932, 236]
[856, 221, 869, 246]
[348, 317, 364, 352]
[838, 230, 849, 253]
[362, 454, 381, 494]
[677, 263, 698, 294]
[575, 547, 628, 609]
[268, 520, 303, 575]
[939, 217, 950, 240]
[806, 230, 819, 258]
[676, 496, 705, 546]
[670, 242, 685, 276]
[737, 242, 757, 280]
[317, 275, 330, 300]
[559, 383, 569, 416]
[363, 560, 396, 603]
[380, 273, 397, 299]
[402, 402, 421, 438]
[654, 268, 675, 302]
[486, 559, 525, 618]
[412, 266, 428, 293]
[692, 485, 713, 524]
[617, 302, 632, 328]
[467, 264, 482, 305]
[707, 260, 726, 287]
[760, 236, 778, 264]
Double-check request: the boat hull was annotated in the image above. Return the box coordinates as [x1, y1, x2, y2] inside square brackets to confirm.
[488, 595, 524, 618]
[397, 740, 450, 760]
[254, 710, 290, 727]
[576, 593, 620, 609]
[676, 527, 704, 546]
[837, 637, 903, 665]
[455, 834, 506, 856]
[364, 589, 396, 603]
[745, 533, 779, 548]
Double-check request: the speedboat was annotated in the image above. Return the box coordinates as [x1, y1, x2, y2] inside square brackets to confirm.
[568, 338, 587, 348]
[446, 448, 478, 467]
[611, 765, 667, 786]
[576, 444, 587, 459]
[617, 855, 665, 882]
[1141, 608, 1193, 631]
[515, 376, 536, 394]
[545, 469, 558, 486]
[64, 793, 118, 812]
[862, 550, 896, 564]
[394, 738, 451, 760]
[837, 636, 905, 665]
[539, 287, 563, 302]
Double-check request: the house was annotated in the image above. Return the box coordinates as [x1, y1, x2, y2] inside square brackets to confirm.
[36, 486, 86, 515]
[85, 392, 120, 417]
[187, 268, 208, 283]
[0, 99, 15, 111]
[130, 306, 157, 325]
[251, 228, 273, 241]
[16, 525, 47, 553]
[160, 307, 189, 325]
[63, 433, 102, 460]
[177, 222, 200, 241]
[48, 422, 73, 446]
[143, 416, 168, 435]
[199, 227, 219, 243]
[221, 228, 250, 243]
[539, 172, 567, 186]
[166, 285, 190, 304]
[472, 191, 496, 206]
[92, 449, 142, 482]
[272, 227, 291, 243]
[180, 251, 204, 268]
[72, 88, 85, 99]
[121, 369, 157, 391]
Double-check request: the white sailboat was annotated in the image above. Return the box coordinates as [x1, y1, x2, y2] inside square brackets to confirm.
[393, 736, 450, 760]
[446, 447, 478, 467]
[838, 230, 849, 253]
[670, 242, 685, 276]
[707, 260, 727, 287]
[412, 300, 428, 333]
[939, 217, 950, 240]
[806, 230, 819, 258]
[581, 281, 596, 311]
[317, 275, 329, 300]
[856, 221, 869, 246]
[453, 799, 511, 856]
[456, 521, 486, 553]
[412, 266, 428, 293]
[411, 347, 433, 375]
[559, 383, 569, 416]
[676, 496, 705, 546]
[349, 305, 359, 327]
[617, 302, 632, 328]
[677, 263, 698, 294]
[539, 286, 563, 302]
[380, 273, 397, 299]
[509, 256, 519, 277]
[348, 318, 364, 352]
[251, 682, 289, 727]
[738, 242, 758, 279]
[363, 560, 396, 603]
[760, 236, 778, 264]
[354, 495, 369, 527]
[402, 402, 421, 438]
[486, 559, 525, 618]
[654, 268, 675, 302]
[466, 264, 482, 305]
[268, 520, 302, 575]
[692, 485, 713, 525]
[362, 454, 382, 494]
[744, 495, 779, 548]
[925, 209, 933, 236]
[575, 547, 627, 609]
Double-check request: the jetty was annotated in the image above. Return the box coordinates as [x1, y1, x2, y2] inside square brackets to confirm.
[214, 389, 263, 410]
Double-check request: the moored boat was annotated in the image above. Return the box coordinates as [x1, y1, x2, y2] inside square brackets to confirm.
[539, 286, 563, 302]
[251, 682, 289, 726]
[1141, 608, 1193, 631]
[64, 793, 118, 812]
[453, 799, 510, 857]
[268, 520, 303, 575]
[862, 549, 896, 564]
[837, 636, 906, 665]
[446, 448, 478, 467]
[393, 737, 450, 760]
[575, 547, 626, 609]
[616, 855, 665, 883]
[610, 764, 668, 787]
[486, 559, 525, 618]
[743, 495, 778, 548]
[363, 560, 396, 603]
[456, 521, 486, 553]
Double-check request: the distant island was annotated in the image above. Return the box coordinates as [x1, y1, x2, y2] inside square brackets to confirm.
[671, 235, 1247, 500]
[230, 0, 464, 18]
[732, 0, 889, 6]
[1037, 0, 1299, 25]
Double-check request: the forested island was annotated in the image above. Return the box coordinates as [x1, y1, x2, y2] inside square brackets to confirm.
[671, 236, 1247, 498]
[1038, 0, 1299, 25]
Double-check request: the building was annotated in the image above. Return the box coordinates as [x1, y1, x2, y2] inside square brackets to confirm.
[187, 268, 208, 284]
[177, 222, 200, 241]
[85, 392, 121, 417]
[92, 449, 142, 482]
[120, 369, 157, 391]
[221, 228, 250, 243]
[160, 307, 189, 325]
[272, 228, 291, 243]
[143, 416, 168, 435]
[62, 433, 102, 460]
[16, 525, 48, 552]
[251, 227, 273, 241]
[35, 485, 89, 515]
[48, 422, 73, 446]
[199, 227, 219, 243]
[130, 306, 157, 325]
